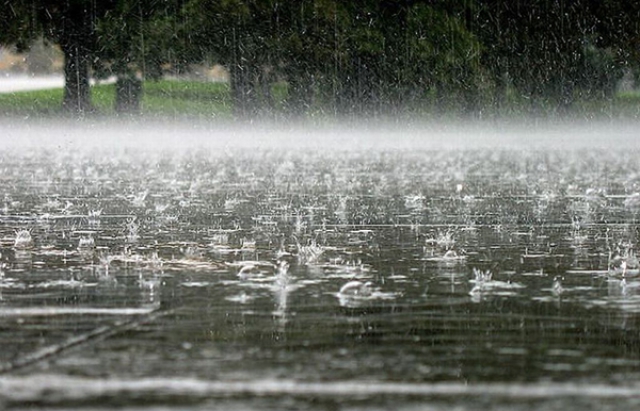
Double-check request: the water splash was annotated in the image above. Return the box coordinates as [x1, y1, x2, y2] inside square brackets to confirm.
[13, 229, 33, 249]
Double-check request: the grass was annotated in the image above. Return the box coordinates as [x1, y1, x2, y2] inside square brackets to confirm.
[1, 78, 640, 121]
[0, 87, 66, 116]
[142, 80, 232, 118]
[0, 79, 233, 119]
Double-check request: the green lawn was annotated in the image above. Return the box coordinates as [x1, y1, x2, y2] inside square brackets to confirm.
[1, 78, 640, 120]
[0, 86, 67, 116]
[142, 80, 232, 118]
[0, 79, 233, 119]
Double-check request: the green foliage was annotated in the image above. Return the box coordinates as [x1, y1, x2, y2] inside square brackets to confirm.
[93, 0, 186, 80]
[2, 0, 639, 118]
[403, 4, 483, 105]
[474, 0, 630, 112]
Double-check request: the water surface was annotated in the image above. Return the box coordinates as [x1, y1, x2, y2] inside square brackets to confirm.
[1, 127, 640, 409]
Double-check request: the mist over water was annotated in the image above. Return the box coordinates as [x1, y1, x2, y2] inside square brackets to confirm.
[3, 118, 639, 151]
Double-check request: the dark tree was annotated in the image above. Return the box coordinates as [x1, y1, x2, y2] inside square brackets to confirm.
[3, 0, 636, 118]
[0, 0, 117, 114]
[93, 0, 187, 114]
[180, 0, 278, 118]
[54, 1, 98, 113]
[474, 0, 627, 114]
[590, 0, 640, 91]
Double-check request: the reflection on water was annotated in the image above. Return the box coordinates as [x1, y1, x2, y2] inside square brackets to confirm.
[1, 147, 640, 408]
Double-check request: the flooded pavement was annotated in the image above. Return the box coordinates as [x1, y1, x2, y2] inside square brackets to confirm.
[1, 138, 640, 409]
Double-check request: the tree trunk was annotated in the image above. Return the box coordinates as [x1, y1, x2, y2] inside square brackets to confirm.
[490, 56, 509, 118]
[230, 64, 258, 119]
[286, 70, 314, 117]
[115, 75, 142, 115]
[60, 39, 93, 114]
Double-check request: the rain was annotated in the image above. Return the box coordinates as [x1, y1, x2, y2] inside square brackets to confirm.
[1, 1, 640, 410]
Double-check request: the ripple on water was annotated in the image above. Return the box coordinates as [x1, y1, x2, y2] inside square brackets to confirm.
[1, 375, 640, 406]
[2, 146, 640, 403]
